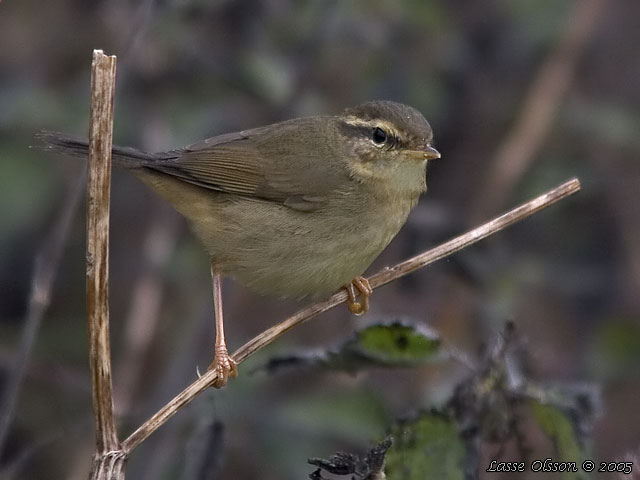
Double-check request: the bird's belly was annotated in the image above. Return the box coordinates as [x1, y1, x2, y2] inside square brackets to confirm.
[232, 236, 380, 298]
[193, 197, 411, 299]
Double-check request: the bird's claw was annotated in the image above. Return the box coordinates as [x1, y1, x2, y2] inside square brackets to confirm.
[209, 344, 238, 388]
[345, 276, 372, 315]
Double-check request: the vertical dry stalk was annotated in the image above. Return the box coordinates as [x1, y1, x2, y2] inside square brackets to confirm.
[86, 50, 123, 479]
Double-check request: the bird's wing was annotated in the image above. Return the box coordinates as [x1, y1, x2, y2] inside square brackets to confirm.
[145, 118, 349, 212]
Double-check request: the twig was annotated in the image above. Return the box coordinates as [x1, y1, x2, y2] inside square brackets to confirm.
[86, 50, 121, 478]
[0, 172, 85, 460]
[472, 0, 604, 220]
[122, 177, 581, 453]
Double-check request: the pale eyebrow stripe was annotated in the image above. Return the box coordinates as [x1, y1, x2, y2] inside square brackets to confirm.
[340, 117, 403, 142]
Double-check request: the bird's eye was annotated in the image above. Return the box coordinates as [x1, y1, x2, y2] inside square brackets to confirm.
[372, 127, 388, 145]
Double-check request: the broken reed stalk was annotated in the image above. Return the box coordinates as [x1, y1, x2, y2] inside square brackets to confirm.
[85, 50, 123, 480]
[121, 177, 581, 453]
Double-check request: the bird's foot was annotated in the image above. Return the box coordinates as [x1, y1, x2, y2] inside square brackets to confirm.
[208, 344, 238, 388]
[345, 276, 372, 315]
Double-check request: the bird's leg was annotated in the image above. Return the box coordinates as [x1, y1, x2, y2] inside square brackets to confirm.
[208, 264, 238, 388]
[344, 276, 373, 315]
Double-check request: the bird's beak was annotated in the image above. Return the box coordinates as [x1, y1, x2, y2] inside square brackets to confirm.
[407, 145, 441, 162]
[423, 145, 441, 161]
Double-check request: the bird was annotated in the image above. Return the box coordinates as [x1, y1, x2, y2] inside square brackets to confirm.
[37, 100, 441, 387]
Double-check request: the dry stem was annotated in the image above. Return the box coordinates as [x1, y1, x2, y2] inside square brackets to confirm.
[86, 50, 120, 477]
[122, 177, 581, 453]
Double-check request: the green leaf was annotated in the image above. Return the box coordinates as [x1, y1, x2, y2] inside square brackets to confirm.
[386, 411, 466, 480]
[257, 320, 445, 374]
[320, 321, 444, 371]
[530, 402, 587, 480]
[351, 322, 442, 365]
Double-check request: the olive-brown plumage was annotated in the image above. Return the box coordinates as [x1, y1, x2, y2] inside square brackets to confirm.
[39, 100, 440, 385]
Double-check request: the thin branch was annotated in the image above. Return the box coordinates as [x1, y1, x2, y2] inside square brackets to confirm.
[86, 49, 119, 466]
[122, 177, 581, 453]
[0, 172, 85, 459]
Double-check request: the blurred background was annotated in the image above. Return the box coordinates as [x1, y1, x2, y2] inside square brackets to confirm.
[1, 0, 640, 478]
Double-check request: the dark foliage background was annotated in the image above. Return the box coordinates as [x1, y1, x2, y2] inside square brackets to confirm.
[1, 0, 639, 478]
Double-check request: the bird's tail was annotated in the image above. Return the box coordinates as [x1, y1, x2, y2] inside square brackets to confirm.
[34, 131, 165, 168]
